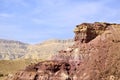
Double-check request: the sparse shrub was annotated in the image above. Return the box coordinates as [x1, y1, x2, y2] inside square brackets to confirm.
[0, 73, 4, 77]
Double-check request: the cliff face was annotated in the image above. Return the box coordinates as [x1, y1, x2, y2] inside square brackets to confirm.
[24, 39, 74, 60]
[0, 39, 28, 60]
[0, 39, 73, 60]
[6, 22, 120, 80]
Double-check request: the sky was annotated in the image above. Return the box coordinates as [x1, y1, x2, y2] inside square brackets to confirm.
[0, 0, 120, 44]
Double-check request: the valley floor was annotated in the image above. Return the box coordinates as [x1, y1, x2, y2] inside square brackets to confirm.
[0, 59, 42, 80]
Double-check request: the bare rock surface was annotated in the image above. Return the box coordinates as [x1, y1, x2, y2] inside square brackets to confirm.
[0, 39, 28, 60]
[0, 39, 73, 60]
[6, 22, 120, 80]
[25, 39, 74, 60]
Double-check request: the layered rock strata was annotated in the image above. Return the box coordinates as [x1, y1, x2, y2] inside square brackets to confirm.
[6, 22, 120, 80]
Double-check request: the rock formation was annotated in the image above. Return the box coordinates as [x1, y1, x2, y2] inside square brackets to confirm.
[0, 39, 28, 60]
[25, 39, 74, 60]
[0, 39, 73, 60]
[6, 22, 120, 80]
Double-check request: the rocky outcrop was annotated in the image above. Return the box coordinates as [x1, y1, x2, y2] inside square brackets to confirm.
[6, 22, 120, 80]
[74, 22, 109, 43]
[6, 60, 71, 80]
[53, 22, 120, 80]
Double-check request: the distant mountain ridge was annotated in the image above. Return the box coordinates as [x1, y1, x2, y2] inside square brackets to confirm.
[0, 39, 28, 60]
[0, 39, 28, 44]
[24, 39, 74, 60]
[0, 39, 73, 60]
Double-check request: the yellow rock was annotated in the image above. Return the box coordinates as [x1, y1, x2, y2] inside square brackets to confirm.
[74, 27, 79, 32]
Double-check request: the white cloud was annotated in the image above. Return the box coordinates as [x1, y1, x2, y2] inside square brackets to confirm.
[0, 13, 14, 18]
[29, 1, 103, 27]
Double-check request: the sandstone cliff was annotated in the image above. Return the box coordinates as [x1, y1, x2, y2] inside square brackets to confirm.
[6, 22, 120, 80]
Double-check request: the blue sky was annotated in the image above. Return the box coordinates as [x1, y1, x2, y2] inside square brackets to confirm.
[0, 0, 120, 44]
